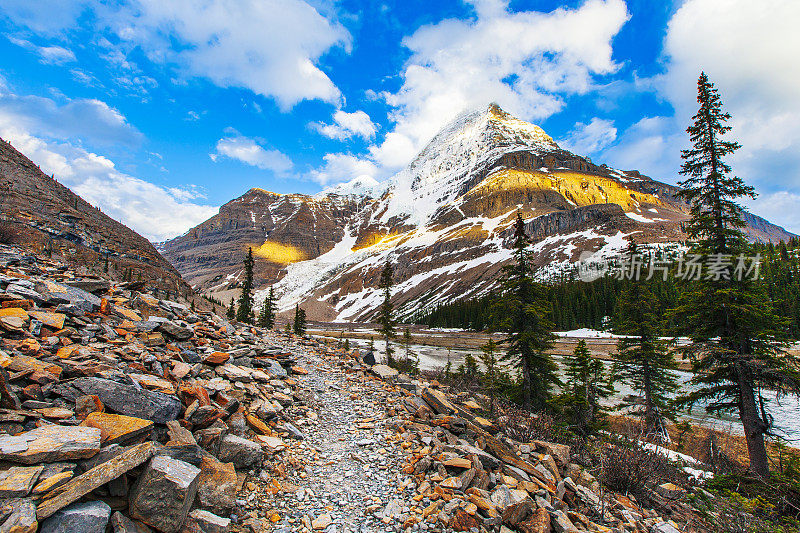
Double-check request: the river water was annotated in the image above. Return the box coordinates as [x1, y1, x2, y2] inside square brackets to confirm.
[349, 338, 800, 443]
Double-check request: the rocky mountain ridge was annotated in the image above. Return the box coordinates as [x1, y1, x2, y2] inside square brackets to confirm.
[161, 105, 794, 322]
[0, 138, 192, 299]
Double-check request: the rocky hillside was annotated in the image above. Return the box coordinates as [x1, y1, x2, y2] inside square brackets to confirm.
[161, 105, 794, 321]
[0, 138, 192, 298]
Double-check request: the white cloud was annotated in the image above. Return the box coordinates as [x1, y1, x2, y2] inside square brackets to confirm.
[0, 88, 142, 147]
[106, 0, 350, 109]
[743, 192, 800, 236]
[7, 36, 76, 65]
[308, 153, 379, 186]
[312, 110, 377, 140]
[367, 0, 629, 173]
[561, 117, 617, 156]
[600, 116, 684, 179]
[211, 133, 293, 173]
[608, 0, 800, 224]
[0, 1, 90, 35]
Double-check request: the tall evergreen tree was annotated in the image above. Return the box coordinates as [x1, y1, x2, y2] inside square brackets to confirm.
[377, 260, 397, 365]
[258, 287, 276, 329]
[226, 297, 236, 321]
[236, 247, 255, 324]
[614, 241, 678, 440]
[559, 340, 613, 437]
[479, 338, 500, 417]
[293, 304, 307, 335]
[494, 212, 558, 410]
[673, 73, 800, 477]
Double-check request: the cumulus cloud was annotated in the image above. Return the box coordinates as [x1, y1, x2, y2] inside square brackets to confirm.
[107, 0, 349, 109]
[210, 133, 293, 174]
[7, 36, 76, 65]
[597, 0, 800, 229]
[561, 118, 617, 156]
[312, 110, 377, 140]
[308, 153, 379, 186]
[3, 0, 349, 109]
[0, 89, 142, 147]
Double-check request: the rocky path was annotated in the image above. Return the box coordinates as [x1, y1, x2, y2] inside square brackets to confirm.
[247, 342, 418, 533]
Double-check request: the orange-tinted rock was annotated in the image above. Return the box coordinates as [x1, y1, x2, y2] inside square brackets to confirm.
[203, 352, 230, 365]
[81, 412, 154, 445]
[518, 508, 551, 533]
[56, 345, 81, 359]
[450, 509, 480, 531]
[28, 311, 66, 330]
[195, 456, 238, 515]
[18, 339, 42, 356]
[1, 299, 33, 310]
[0, 307, 29, 320]
[245, 414, 271, 435]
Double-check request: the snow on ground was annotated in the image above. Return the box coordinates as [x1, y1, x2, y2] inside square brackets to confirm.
[625, 212, 655, 223]
[555, 328, 623, 338]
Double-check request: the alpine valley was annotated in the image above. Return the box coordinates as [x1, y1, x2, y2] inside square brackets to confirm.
[161, 105, 793, 321]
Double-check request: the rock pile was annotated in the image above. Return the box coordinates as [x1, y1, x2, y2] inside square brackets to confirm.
[380, 379, 686, 533]
[0, 246, 307, 533]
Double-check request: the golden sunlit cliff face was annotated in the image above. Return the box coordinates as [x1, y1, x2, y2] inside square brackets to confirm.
[464, 169, 664, 212]
[252, 241, 307, 265]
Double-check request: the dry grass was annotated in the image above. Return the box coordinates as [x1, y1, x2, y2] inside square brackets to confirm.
[607, 414, 800, 473]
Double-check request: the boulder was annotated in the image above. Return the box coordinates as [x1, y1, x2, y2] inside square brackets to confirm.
[72, 377, 181, 423]
[182, 509, 230, 533]
[129, 455, 201, 533]
[195, 457, 237, 515]
[0, 465, 44, 498]
[216, 434, 263, 469]
[0, 425, 101, 464]
[371, 364, 398, 380]
[156, 321, 194, 341]
[0, 498, 37, 533]
[81, 412, 154, 445]
[39, 501, 111, 533]
[36, 442, 156, 520]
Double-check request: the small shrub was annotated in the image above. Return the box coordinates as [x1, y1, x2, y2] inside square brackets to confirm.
[599, 441, 685, 503]
[499, 405, 572, 445]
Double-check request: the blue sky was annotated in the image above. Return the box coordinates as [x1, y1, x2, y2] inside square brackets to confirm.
[0, 0, 798, 240]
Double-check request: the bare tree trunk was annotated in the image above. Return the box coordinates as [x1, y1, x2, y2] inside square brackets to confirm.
[521, 349, 532, 410]
[737, 364, 770, 477]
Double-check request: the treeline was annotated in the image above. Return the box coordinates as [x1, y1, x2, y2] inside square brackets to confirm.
[415, 240, 800, 337]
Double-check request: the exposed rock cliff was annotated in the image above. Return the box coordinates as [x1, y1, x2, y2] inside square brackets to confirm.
[0, 138, 190, 297]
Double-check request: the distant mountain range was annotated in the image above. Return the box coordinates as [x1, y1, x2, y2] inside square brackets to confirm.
[0, 138, 191, 298]
[161, 104, 794, 322]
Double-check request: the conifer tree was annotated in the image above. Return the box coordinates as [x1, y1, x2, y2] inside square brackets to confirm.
[494, 212, 558, 410]
[559, 340, 613, 437]
[377, 260, 397, 365]
[293, 305, 307, 335]
[403, 328, 412, 362]
[236, 247, 255, 324]
[673, 73, 800, 477]
[343, 338, 350, 352]
[258, 287, 276, 329]
[226, 297, 236, 321]
[480, 337, 500, 417]
[614, 241, 678, 440]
